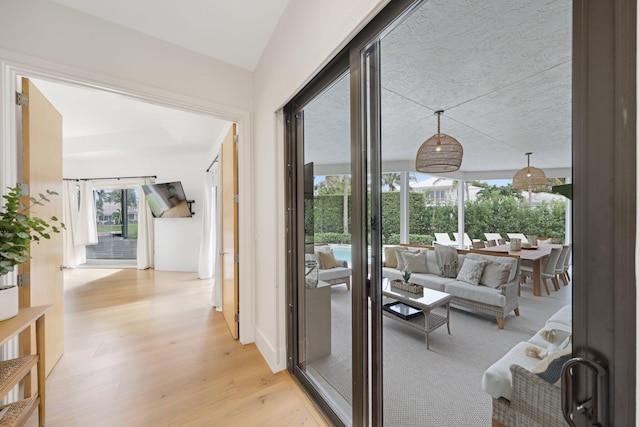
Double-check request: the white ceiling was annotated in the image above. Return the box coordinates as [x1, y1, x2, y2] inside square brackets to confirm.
[50, 0, 291, 71]
[304, 0, 573, 179]
[34, 0, 572, 179]
[33, 0, 294, 163]
[31, 78, 229, 160]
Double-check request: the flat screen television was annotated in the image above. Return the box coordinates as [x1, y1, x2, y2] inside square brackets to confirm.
[142, 181, 192, 218]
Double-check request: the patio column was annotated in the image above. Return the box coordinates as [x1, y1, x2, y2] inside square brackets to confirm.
[564, 176, 572, 243]
[456, 179, 465, 248]
[400, 172, 409, 243]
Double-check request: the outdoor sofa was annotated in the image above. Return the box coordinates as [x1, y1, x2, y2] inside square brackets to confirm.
[482, 305, 572, 426]
[382, 244, 520, 328]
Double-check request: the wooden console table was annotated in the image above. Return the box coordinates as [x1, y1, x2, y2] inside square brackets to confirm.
[0, 305, 50, 427]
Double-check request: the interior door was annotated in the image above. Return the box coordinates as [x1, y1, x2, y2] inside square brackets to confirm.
[221, 124, 239, 339]
[18, 77, 65, 376]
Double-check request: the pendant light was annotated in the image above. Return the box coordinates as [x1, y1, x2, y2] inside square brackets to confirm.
[513, 152, 547, 190]
[415, 110, 463, 173]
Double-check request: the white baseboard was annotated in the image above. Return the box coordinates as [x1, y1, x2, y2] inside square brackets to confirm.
[254, 325, 287, 373]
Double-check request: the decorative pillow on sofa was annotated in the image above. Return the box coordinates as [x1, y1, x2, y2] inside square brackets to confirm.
[317, 250, 338, 269]
[384, 246, 408, 268]
[531, 341, 572, 386]
[456, 258, 487, 285]
[397, 250, 428, 273]
[480, 261, 512, 288]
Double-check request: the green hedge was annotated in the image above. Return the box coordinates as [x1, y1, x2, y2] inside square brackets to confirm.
[314, 233, 351, 244]
[386, 234, 434, 245]
[312, 192, 566, 243]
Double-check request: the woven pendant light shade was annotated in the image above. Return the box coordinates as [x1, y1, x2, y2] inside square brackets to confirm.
[513, 153, 547, 190]
[415, 111, 463, 173]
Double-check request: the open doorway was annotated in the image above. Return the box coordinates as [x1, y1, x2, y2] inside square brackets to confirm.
[24, 76, 232, 272]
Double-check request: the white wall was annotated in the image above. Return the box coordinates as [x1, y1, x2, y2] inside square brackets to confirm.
[0, 0, 252, 113]
[252, 0, 389, 371]
[0, 0, 256, 342]
[65, 151, 209, 272]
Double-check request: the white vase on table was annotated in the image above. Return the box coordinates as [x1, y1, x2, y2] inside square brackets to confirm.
[0, 285, 19, 321]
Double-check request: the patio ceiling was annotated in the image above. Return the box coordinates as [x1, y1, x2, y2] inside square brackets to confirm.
[305, 0, 572, 180]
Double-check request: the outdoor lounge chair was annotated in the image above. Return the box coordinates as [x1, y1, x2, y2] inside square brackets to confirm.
[484, 233, 504, 244]
[507, 233, 528, 243]
[434, 233, 457, 246]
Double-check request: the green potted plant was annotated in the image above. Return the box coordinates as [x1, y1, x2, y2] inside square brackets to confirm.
[0, 185, 64, 320]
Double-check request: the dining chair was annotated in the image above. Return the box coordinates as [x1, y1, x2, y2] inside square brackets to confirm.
[561, 243, 572, 284]
[520, 247, 561, 295]
[555, 245, 571, 286]
[542, 247, 563, 292]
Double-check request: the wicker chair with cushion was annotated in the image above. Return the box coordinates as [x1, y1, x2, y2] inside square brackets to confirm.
[484, 305, 571, 427]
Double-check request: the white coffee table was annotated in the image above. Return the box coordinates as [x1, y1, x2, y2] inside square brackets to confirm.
[382, 279, 452, 349]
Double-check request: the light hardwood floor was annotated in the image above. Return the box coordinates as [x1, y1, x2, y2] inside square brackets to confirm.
[24, 268, 330, 427]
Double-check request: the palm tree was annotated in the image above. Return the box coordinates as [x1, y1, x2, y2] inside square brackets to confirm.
[382, 173, 401, 191]
[382, 173, 417, 192]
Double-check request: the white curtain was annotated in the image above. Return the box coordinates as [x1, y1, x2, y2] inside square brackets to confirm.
[197, 162, 222, 310]
[62, 180, 86, 267]
[89, 178, 155, 269]
[136, 178, 155, 269]
[198, 171, 215, 279]
[76, 181, 98, 246]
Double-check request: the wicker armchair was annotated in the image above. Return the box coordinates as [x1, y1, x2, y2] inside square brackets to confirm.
[491, 364, 564, 427]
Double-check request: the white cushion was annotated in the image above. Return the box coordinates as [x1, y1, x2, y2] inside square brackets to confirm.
[318, 267, 351, 281]
[545, 305, 572, 331]
[425, 250, 439, 274]
[465, 253, 519, 283]
[397, 250, 428, 273]
[383, 246, 409, 268]
[456, 258, 487, 285]
[445, 281, 506, 307]
[480, 261, 511, 288]
[527, 328, 571, 350]
[409, 273, 453, 292]
[482, 342, 543, 400]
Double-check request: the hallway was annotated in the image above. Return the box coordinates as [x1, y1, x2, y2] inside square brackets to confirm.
[25, 268, 327, 426]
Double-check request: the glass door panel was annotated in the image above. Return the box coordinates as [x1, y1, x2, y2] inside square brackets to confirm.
[372, 0, 573, 425]
[87, 188, 139, 261]
[296, 71, 353, 424]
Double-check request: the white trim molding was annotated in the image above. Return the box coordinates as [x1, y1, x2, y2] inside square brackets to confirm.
[0, 51, 256, 344]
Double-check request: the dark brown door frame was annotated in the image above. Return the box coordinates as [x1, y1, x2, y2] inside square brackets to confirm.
[573, 0, 635, 425]
[286, 0, 637, 425]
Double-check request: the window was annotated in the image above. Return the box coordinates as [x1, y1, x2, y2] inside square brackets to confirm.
[86, 188, 139, 260]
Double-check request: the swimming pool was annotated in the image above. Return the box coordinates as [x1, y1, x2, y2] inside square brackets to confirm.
[328, 245, 372, 266]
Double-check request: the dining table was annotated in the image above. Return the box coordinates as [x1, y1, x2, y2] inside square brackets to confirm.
[471, 243, 563, 296]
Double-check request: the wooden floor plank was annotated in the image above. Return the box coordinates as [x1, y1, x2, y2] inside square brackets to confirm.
[24, 268, 329, 427]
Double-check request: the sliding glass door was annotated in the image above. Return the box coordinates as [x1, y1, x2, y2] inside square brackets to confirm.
[86, 187, 139, 262]
[286, 66, 355, 424]
[286, 0, 635, 425]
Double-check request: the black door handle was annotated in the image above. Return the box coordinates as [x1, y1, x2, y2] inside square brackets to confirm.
[561, 357, 607, 426]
